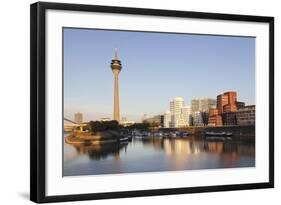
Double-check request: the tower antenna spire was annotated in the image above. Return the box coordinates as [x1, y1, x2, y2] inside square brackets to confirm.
[114, 48, 118, 59]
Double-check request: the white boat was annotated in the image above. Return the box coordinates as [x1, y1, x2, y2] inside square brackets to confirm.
[205, 136, 232, 141]
[119, 137, 129, 141]
[205, 131, 232, 136]
[179, 131, 190, 138]
[153, 132, 163, 137]
[170, 132, 177, 138]
[134, 135, 143, 139]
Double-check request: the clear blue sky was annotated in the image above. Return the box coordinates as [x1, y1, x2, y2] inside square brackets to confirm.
[64, 28, 255, 122]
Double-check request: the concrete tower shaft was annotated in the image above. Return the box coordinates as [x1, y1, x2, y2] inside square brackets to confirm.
[110, 48, 122, 122]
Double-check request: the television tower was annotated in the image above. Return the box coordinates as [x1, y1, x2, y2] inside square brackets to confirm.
[110, 48, 122, 122]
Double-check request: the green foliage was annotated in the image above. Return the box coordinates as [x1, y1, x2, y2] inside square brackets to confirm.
[88, 120, 120, 131]
[87, 121, 150, 132]
[126, 123, 150, 131]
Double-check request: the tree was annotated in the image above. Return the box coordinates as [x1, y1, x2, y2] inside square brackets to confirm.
[88, 120, 120, 131]
[127, 123, 150, 131]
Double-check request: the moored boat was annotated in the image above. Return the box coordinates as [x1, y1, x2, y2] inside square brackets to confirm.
[205, 136, 232, 141]
[178, 131, 190, 138]
[204, 131, 232, 136]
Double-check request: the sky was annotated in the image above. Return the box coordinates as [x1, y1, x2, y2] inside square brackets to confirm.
[63, 28, 255, 122]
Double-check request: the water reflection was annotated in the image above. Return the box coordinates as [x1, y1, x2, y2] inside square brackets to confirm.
[64, 133, 255, 176]
[134, 137, 254, 157]
[70, 142, 128, 160]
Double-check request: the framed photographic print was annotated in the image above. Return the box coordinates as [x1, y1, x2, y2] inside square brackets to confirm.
[30, 2, 274, 203]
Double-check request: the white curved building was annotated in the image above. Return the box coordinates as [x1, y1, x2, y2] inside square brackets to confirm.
[169, 97, 191, 128]
[164, 111, 171, 128]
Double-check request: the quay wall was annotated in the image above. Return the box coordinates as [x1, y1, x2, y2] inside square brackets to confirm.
[160, 125, 255, 139]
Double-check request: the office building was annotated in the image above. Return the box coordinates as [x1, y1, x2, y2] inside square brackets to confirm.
[191, 99, 200, 113]
[180, 106, 192, 127]
[222, 112, 237, 125]
[74, 112, 83, 124]
[217, 94, 229, 114]
[217, 91, 237, 114]
[191, 98, 216, 113]
[236, 105, 255, 125]
[170, 97, 185, 128]
[208, 108, 222, 126]
[192, 111, 205, 126]
[164, 111, 171, 128]
[201, 98, 217, 112]
[236, 101, 246, 110]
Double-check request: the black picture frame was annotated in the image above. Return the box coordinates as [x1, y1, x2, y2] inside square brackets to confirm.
[30, 1, 274, 203]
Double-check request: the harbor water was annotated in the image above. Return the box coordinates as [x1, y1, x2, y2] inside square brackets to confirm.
[63, 132, 255, 176]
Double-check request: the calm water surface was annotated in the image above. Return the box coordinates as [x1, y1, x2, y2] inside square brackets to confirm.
[63, 133, 255, 176]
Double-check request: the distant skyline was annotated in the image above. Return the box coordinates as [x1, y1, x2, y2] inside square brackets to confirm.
[64, 28, 255, 122]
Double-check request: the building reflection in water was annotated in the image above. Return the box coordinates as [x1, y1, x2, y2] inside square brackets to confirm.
[66, 138, 255, 161]
[163, 139, 191, 155]
[137, 137, 254, 157]
[63, 133, 255, 176]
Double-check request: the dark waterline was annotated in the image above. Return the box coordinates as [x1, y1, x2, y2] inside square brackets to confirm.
[63, 133, 255, 176]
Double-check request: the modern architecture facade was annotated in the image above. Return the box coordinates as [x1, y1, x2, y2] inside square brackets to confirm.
[217, 94, 229, 114]
[168, 97, 192, 128]
[191, 98, 216, 113]
[161, 91, 254, 127]
[236, 105, 255, 125]
[222, 112, 237, 125]
[217, 91, 237, 114]
[208, 107, 222, 126]
[207, 91, 254, 126]
[164, 111, 171, 128]
[236, 101, 246, 110]
[192, 111, 205, 126]
[170, 97, 185, 128]
[180, 106, 192, 127]
[191, 99, 200, 113]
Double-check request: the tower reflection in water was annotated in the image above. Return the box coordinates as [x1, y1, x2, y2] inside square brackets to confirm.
[70, 142, 128, 160]
[66, 137, 254, 162]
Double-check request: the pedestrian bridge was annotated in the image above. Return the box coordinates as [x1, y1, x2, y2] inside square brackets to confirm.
[64, 118, 87, 132]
